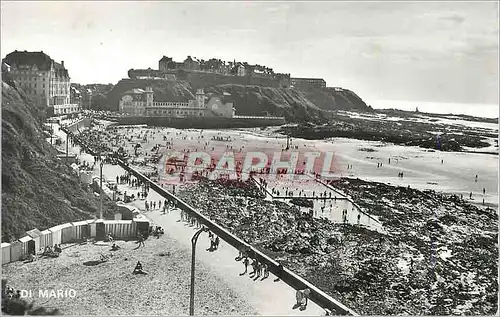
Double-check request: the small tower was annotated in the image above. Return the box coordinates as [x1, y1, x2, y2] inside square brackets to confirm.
[196, 88, 205, 108]
[145, 87, 153, 107]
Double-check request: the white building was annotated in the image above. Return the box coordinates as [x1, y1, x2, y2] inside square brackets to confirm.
[2, 50, 80, 115]
[119, 87, 234, 118]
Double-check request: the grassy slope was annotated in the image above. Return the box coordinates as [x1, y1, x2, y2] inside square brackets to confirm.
[1, 76, 113, 242]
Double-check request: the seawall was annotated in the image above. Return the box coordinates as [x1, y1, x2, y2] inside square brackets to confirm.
[108, 116, 285, 129]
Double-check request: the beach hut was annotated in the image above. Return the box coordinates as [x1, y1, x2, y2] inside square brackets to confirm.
[19, 236, 35, 256]
[49, 223, 72, 245]
[72, 220, 92, 241]
[61, 223, 76, 243]
[104, 220, 136, 239]
[26, 228, 43, 252]
[9, 241, 23, 262]
[40, 229, 53, 249]
[1, 243, 11, 264]
[95, 219, 105, 240]
[89, 221, 97, 238]
[133, 219, 150, 238]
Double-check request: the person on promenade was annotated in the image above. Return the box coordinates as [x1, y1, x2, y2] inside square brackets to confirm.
[294, 288, 311, 310]
[239, 256, 250, 276]
[262, 263, 269, 279]
[249, 259, 257, 278]
[214, 236, 220, 250]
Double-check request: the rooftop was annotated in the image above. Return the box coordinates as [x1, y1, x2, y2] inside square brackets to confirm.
[2, 50, 69, 78]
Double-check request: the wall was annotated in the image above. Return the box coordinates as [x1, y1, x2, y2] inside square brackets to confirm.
[65, 117, 92, 134]
[111, 116, 285, 129]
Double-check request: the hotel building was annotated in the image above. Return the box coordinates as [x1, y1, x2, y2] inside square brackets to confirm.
[2, 50, 80, 115]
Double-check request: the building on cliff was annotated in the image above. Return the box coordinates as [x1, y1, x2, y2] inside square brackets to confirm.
[290, 77, 326, 89]
[2, 50, 80, 115]
[118, 87, 235, 118]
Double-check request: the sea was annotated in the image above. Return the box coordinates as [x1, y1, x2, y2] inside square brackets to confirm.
[369, 100, 499, 119]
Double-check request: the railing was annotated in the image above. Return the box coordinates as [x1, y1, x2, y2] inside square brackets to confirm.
[61, 124, 359, 316]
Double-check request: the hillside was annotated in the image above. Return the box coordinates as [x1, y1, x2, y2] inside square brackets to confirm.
[104, 75, 372, 122]
[301, 87, 373, 112]
[1, 75, 114, 242]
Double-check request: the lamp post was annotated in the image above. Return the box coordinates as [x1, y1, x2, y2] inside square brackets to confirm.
[99, 157, 104, 219]
[189, 226, 208, 316]
[66, 133, 69, 161]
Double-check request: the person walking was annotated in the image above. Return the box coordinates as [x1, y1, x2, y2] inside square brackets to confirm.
[214, 236, 220, 250]
[295, 288, 311, 310]
[262, 263, 269, 279]
[137, 233, 145, 247]
[241, 256, 250, 275]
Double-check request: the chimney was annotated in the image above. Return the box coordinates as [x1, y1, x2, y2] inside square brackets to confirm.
[61, 61, 65, 68]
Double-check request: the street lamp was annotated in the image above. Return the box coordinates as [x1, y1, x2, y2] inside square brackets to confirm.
[189, 226, 209, 316]
[66, 133, 70, 161]
[99, 156, 104, 219]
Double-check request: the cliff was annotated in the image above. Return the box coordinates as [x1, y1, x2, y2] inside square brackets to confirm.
[104, 75, 373, 122]
[1, 75, 111, 242]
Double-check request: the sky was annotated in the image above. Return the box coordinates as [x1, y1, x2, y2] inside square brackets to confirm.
[1, 1, 499, 109]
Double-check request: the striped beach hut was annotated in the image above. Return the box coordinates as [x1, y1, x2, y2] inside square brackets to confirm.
[49, 223, 73, 245]
[72, 220, 92, 241]
[40, 229, 53, 249]
[26, 229, 43, 252]
[9, 241, 23, 262]
[103, 220, 136, 239]
[1, 243, 11, 264]
[19, 236, 35, 256]
[61, 223, 76, 243]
